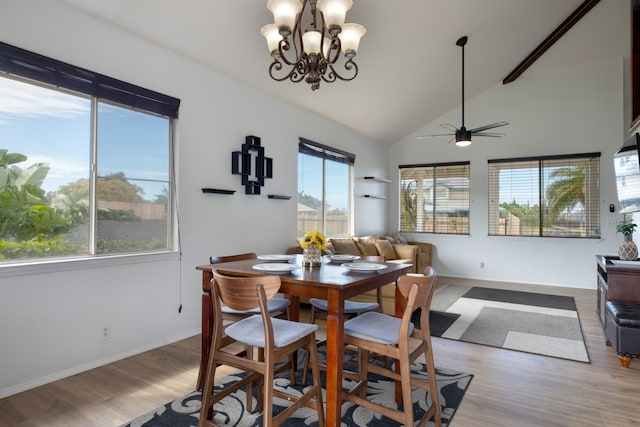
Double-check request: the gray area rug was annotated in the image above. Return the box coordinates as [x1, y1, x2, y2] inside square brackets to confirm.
[427, 284, 590, 363]
[122, 350, 473, 427]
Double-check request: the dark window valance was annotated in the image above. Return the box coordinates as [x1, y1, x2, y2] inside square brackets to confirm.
[0, 41, 180, 118]
[298, 137, 355, 165]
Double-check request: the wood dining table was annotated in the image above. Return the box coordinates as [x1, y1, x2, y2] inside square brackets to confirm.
[195, 255, 412, 427]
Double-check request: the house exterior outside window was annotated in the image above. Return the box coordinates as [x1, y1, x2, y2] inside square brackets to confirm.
[399, 162, 470, 235]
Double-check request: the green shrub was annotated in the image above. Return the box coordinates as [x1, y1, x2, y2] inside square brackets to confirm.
[0, 235, 82, 260]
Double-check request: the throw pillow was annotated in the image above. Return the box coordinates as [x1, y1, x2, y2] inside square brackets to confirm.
[392, 232, 408, 245]
[374, 239, 397, 260]
[356, 237, 378, 256]
[330, 238, 361, 256]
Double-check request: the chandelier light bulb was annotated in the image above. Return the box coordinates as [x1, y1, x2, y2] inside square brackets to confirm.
[303, 31, 322, 54]
[316, 0, 352, 29]
[267, 0, 302, 36]
[261, 24, 283, 55]
[338, 23, 365, 56]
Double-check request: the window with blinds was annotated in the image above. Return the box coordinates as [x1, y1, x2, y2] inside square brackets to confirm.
[488, 153, 600, 238]
[399, 162, 470, 234]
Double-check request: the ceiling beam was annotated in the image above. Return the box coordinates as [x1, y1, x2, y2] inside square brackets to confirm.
[503, 0, 601, 84]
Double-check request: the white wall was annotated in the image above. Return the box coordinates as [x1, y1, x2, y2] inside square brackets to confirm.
[0, 0, 387, 397]
[389, 0, 628, 288]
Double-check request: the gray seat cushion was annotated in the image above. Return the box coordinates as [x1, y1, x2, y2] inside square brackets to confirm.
[226, 315, 317, 348]
[220, 297, 290, 315]
[309, 297, 379, 314]
[344, 311, 414, 345]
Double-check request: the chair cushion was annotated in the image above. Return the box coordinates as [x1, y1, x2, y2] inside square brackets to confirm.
[374, 239, 397, 260]
[220, 297, 290, 315]
[226, 315, 317, 348]
[309, 298, 379, 314]
[344, 311, 414, 345]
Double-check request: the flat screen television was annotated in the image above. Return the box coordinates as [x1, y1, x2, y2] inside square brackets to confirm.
[614, 133, 640, 213]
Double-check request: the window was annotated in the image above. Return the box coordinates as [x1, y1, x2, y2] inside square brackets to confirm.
[399, 162, 470, 234]
[488, 153, 600, 238]
[297, 138, 354, 237]
[0, 42, 179, 263]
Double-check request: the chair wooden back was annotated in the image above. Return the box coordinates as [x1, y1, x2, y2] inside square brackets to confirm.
[210, 252, 257, 264]
[396, 267, 437, 336]
[212, 271, 281, 312]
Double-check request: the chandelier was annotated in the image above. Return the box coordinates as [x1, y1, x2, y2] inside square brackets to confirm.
[261, 0, 366, 91]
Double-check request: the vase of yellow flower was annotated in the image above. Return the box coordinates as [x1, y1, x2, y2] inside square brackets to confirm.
[301, 230, 326, 267]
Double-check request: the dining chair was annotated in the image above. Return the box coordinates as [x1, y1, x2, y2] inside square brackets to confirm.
[199, 271, 325, 427]
[340, 267, 441, 427]
[209, 253, 291, 322]
[205, 252, 294, 411]
[301, 255, 385, 385]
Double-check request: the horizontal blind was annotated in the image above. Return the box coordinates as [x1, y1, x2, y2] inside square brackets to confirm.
[488, 153, 600, 238]
[399, 162, 470, 234]
[0, 41, 180, 118]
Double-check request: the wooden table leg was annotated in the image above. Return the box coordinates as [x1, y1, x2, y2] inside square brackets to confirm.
[197, 272, 213, 392]
[324, 291, 345, 427]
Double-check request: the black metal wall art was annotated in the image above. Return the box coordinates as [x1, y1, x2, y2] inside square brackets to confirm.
[232, 135, 273, 195]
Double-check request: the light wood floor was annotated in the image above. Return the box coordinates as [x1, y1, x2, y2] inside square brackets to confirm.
[1, 278, 640, 427]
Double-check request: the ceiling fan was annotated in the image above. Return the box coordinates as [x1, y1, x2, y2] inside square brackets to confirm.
[417, 36, 508, 147]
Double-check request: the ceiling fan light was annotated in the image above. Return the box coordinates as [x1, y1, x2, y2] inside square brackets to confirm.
[455, 139, 472, 147]
[455, 128, 472, 147]
[338, 23, 366, 56]
[317, 0, 352, 28]
[267, 0, 302, 35]
[261, 24, 283, 55]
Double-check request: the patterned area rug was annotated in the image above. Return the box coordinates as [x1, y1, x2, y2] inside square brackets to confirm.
[426, 284, 590, 363]
[122, 350, 472, 427]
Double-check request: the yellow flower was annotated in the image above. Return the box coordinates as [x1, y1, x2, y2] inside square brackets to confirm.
[301, 230, 327, 250]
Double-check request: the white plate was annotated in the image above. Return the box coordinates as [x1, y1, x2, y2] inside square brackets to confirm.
[326, 254, 360, 262]
[257, 254, 295, 262]
[252, 263, 300, 273]
[341, 262, 388, 272]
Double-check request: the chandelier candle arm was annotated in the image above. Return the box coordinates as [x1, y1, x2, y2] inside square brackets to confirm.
[262, 0, 365, 90]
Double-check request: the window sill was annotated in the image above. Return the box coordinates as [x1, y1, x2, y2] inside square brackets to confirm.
[0, 251, 180, 278]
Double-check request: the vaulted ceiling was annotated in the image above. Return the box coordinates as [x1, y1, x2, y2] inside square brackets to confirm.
[61, 0, 624, 144]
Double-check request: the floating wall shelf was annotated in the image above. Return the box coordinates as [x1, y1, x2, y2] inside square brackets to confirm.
[363, 176, 391, 183]
[267, 194, 292, 200]
[201, 188, 236, 195]
[363, 195, 387, 199]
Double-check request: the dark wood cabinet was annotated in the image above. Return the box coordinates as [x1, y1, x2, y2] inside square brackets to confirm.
[596, 255, 640, 328]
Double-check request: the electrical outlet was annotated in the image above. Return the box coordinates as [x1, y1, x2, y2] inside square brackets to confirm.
[480, 262, 485, 268]
[101, 325, 111, 340]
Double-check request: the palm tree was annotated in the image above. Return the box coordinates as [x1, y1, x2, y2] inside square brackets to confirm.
[544, 165, 585, 221]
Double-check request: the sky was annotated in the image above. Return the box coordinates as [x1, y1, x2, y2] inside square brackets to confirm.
[0, 75, 169, 200]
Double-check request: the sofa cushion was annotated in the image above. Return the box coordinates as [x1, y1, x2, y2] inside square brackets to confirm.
[356, 237, 379, 256]
[374, 239, 397, 260]
[330, 238, 360, 256]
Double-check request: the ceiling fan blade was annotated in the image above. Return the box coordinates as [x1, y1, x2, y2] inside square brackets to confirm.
[440, 123, 458, 132]
[473, 132, 506, 138]
[416, 132, 455, 139]
[469, 121, 509, 133]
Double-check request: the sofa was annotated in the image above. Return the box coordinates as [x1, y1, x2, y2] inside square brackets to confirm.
[287, 233, 432, 314]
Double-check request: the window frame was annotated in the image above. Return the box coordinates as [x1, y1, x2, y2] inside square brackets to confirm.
[399, 161, 471, 235]
[0, 42, 179, 268]
[487, 152, 601, 239]
[297, 138, 354, 237]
